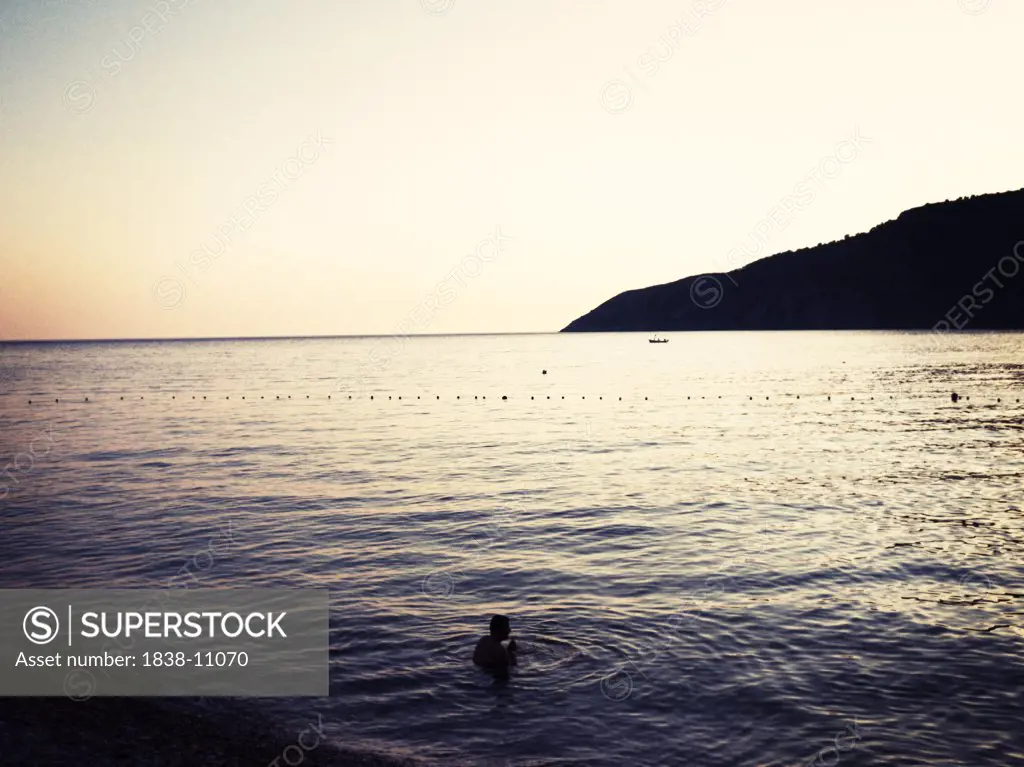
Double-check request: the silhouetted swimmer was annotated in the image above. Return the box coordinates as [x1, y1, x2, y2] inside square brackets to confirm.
[951, 392, 959, 403]
[473, 614, 517, 672]
[542, 370, 547, 375]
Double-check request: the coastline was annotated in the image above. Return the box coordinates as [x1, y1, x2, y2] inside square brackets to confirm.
[0, 698, 419, 767]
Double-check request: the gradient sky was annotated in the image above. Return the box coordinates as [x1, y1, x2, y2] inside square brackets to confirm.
[0, 0, 1021, 340]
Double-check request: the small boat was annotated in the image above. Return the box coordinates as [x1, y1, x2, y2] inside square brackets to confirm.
[649, 334, 669, 344]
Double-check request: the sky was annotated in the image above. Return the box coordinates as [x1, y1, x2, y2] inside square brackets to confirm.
[0, 0, 1022, 340]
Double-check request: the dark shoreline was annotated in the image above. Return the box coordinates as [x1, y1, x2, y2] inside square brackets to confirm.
[0, 698, 418, 767]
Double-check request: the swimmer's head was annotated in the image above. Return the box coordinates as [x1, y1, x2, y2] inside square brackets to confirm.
[489, 614, 511, 640]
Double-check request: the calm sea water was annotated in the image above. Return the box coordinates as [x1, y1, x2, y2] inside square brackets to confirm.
[1, 332, 1023, 766]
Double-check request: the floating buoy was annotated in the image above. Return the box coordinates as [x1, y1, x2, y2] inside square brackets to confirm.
[827, 396, 831, 401]
[502, 395, 508, 400]
[542, 370, 547, 375]
[28, 400, 31, 404]
[85, 397, 89, 402]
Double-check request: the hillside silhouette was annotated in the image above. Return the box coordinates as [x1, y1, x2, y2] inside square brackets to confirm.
[562, 188, 1024, 332]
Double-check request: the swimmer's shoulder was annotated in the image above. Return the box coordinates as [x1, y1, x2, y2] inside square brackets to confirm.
[473, 636, 507, 666]
[472, 635, 494, 665]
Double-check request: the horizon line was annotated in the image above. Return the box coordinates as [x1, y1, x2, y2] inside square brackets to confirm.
[3, 329, 1022, 344]
[0, 331, 566, 344]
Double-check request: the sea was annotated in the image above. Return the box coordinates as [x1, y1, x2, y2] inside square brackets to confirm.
[0, 331, 1022, 766]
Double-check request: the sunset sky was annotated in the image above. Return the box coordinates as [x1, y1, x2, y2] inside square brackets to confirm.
[0, 0, 1022, 340]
